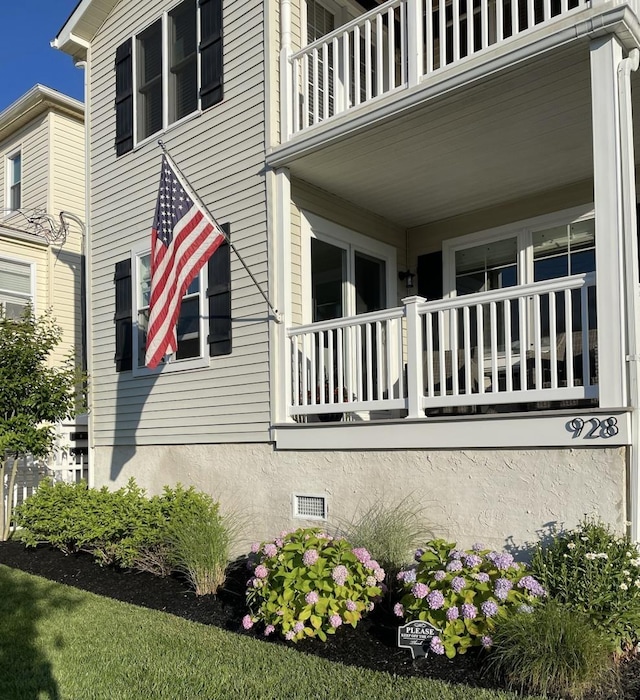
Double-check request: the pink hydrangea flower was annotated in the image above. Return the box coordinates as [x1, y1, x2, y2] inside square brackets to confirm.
[366, 575, 377, 587]
[305, 591, 319, 605]
[263, 543, 277, 557]
[430, 636, 445, 655]
[303, 549, 319, 567]
[285, 630, 295, 640]
[352, 547, 371, 563]
[481, 635, 493, 649]
[250, 542, 260, 553]
[345, 600, 357, 612]
[366, 602, 374, 612]
[373, 567, 386, 582]
[412, 582, 430, 599]
[242, 615, 254, 630]
[393, 602, 404, 617]
[264, 624, 275, 636]
[329, 614, 342, 628]
[254, 564, 268, 579]
[332, 565, 348, 585]
[293, 621, 304, 634]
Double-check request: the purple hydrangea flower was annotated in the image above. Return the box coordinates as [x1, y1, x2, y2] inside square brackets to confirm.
[427, 590, 445, 610]
[481, 600, 499, 618]
[373, 567, 386, 582]
[450, 549, 465, 560]
[398, 568, 417, 584]
[472, 542, 485, 552]
[285, 630, 295, 640]
[486, 551, 514, 570]
[367, 560, 380, 571]
[412, 582, 430, 599]
[332, 565, 349, 586]
[414, 548, 425, 561]
[518, 604, 534, 614]
[305, 591, 319, 605]
[345, 600, 357, 612]
[329, 614, 342, 629]
[461, 603, 477, 619]
[481, 635, 493, 649]
[451, 576, 466, 593]
[430, 636, 445, 655]
[254, 564, 268, 579]
[393, 602, 404, 617]
[472, 572, 490, 583]
[293, 621, 304, 634]
[494, 578, 513, 601]
[464, 554, 482, 568]
[302, 549, 319, 567]
[352, 547, 371, 564]
[263, 543, 277, 557]
[250, 542, 260, 554]
[518, 575, 546, 597]
[446, 560, 463, 572]
[433, 570, 447, 581]
[446, 606, 460, 621]
[274, 538, 284, 548]
[242, 615, 254, 630]
[264, 624, 275, 636]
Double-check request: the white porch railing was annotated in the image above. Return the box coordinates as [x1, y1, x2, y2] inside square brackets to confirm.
[287, 273, 597, 420]
[286, 0, 588, 135]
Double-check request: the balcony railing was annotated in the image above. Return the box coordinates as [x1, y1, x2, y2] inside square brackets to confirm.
[285, 0, 588, 136]
[287, 273, 597, 420]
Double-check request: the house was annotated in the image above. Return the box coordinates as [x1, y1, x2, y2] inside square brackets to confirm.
[0, 85, 88, 492]
[54, 0, 640, 549]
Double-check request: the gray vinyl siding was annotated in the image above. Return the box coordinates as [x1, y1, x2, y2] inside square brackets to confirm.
[88, 0, 270, 446]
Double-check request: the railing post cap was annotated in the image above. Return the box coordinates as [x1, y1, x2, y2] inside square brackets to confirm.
[402, 295, 426, 304]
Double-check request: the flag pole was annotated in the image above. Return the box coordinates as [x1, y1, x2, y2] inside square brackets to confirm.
[157, 140, 282, 324]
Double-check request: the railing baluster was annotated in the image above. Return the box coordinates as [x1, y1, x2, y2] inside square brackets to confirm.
[476, 303, 485, 393]
[312, 48, 319, 125]
[504, 298, 513, 392]
[565, 288, 574, 387]
[519, 296, 527, 390]
[527, 0, 534, 30]
[384, 320, 393, 399]
[483, 0, 491, 46]
[376, 13, 384, 96]
[439, 0, 446, 69]
[388, 8, 396, 89]
[425, 0, 433, 74]
[581, 285, 590, 387]
[342, 31, 351, 110]
[366, 322, 374, 400]
[543, 0, 551, 22]
[337, 327, 344, 404]
[354, 25, 361, 106]
[549, 291, 558, 389]
[356, 324, 363, 400]
[401, 0, 408, 83]
[328, 328, 335, 405]
[496, 0, 503, 42]
[511, 0, 518, 37]
[292, 335, 300, 408]
[453, 0, 461, 62]
[451, 308, 460, 396]
[309, 333, 316, 404]
[398, 317, 405, 398]
[463, 306, 472, 394]
[318, 331, 325, 403]
[533, 294, 542, 389]
[438, 309, 446, 396]
[490, 301, 498, 392]
[426, 311, 435, 397]
[467, 0, 474, 58]
[322, 43, 329, 120]
[365, 19, 373, 101]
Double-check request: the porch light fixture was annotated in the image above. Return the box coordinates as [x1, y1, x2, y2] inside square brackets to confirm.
[399, 269, 414, 289]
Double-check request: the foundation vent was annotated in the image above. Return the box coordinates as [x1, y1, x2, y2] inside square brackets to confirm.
[293, 493, 327, 520]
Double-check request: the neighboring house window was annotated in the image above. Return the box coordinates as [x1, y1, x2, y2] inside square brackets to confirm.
[113, 223, 231, 373]
[7, 152, 21, 211]
[115, 0, 223, 155]
[0, 257, 32, 319]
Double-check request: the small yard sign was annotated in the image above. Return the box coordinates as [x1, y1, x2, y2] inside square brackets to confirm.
[397, 620, 441, 659]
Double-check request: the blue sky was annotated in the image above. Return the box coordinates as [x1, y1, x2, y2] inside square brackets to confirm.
[0, 1, 84, 112]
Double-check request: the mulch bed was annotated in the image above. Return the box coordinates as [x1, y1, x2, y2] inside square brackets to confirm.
[1, 540, 639, 699]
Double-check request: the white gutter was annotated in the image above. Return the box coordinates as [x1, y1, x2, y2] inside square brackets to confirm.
[618, 48, 640, 542]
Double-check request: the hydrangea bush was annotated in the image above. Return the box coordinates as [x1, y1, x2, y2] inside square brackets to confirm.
[244, 527, 384, 642]
[531, 516, 640, 653]
[395, 539, 545, 658]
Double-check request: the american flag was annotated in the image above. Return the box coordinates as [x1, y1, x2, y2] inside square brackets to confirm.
[145, 155, 225, 369]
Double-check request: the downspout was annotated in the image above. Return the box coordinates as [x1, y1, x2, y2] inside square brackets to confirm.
[618, 48, 640, 542]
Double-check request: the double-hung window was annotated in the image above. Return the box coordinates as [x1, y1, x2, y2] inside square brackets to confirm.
[115, 0, 223, 155]
[7, 152, 21, 211]
[0, 257, 33, 319]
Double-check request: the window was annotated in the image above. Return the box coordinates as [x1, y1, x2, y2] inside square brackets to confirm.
[0, 257, 32, 319]
[113, 223, 232, 374]
[115, 0, 223, 155]
[7, 152, 21, 211]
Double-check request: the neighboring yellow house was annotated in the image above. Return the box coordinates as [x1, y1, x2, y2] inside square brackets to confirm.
[0, 85, 87, 492]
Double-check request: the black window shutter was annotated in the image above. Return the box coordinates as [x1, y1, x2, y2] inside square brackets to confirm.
[199, 0, 223, 110]
[207, 223, 232, 357]
[417, 251, 443, 300]
[114, 259, 133, 371]
[115, 39, 134, 156]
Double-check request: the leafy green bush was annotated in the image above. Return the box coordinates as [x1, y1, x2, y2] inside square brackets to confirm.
[487, 600, 615, 699]
[395, 539, 545, 658]
[245, 528, 384, 641]
[338, 498, 432, 581]
[531, 516, 640, 653]
[166, 492, 240, 596]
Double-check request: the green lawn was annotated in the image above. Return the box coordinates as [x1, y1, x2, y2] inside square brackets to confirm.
[0, 565, 542, 700]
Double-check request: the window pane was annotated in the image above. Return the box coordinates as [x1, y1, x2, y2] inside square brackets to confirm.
[0, 258, 31, 295]
[455, 237, 517, 295]
[137, 20, 163, 140]
[176, 296, 200, 359]
[571, 249, 595, 275]
[311, 238, 345, 322]
[533, 225, 568, 258]
[534, 255, 568, 281]
[8, 154, 21, 210]
[354, 251, 386, 314]
[10, 154, 21, 185]
[170, 0, 198, 122]
[137, 308, 149, 367]
[139, 254, 151, 308]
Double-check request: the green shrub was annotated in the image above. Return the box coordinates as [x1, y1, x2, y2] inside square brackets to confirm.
[487, 600, 615, 699]
[339, 498, 432, 581]
[395, 539, 545, 658]
[166, 492, 240, 596]
[245, 528, 384, 641]
[531, 517, 640, 653]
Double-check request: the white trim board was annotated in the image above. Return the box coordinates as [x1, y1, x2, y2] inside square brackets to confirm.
[274, 409, 630, 450]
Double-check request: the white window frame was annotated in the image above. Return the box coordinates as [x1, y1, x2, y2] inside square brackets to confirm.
[131, 243, 209, 376]
[131, 0, 202, 149]
[0, 254, 35, 317]
[442, 205, 596, 298]
[301, 211, 397, 324]
[6, 150, 22, 213]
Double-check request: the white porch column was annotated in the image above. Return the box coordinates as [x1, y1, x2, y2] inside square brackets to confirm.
[270, 167, 292, 427]
[403, 295, 425, 419]
[407, 0, 424, 87]
[590, 35, 627, 408]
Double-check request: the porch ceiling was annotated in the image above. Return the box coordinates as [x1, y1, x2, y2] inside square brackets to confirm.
[276, 41, 599, 228]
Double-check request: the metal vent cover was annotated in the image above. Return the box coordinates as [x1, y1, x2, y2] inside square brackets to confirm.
[293, 493, 327, 520]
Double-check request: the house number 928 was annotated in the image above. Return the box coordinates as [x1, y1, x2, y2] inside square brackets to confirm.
[567, 417, 618, 439]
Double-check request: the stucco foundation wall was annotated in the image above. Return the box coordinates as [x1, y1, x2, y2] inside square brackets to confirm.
[94, 444, 626, 553]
